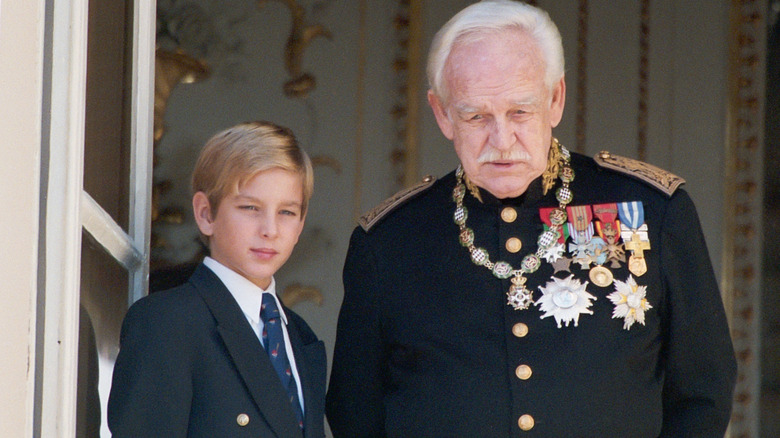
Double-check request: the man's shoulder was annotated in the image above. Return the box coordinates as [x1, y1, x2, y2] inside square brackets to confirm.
[357, 174, 442, 232]
[587, 150, 685, 197]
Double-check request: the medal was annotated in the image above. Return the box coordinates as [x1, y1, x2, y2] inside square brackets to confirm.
[507, 276, 533, 310]
[607, 274, 653, 330]
[589, 265, 614, 287]
[593, 203, 626, 268]
[539, 207, 570, 245]
[567, 205, 601, 270]
[536, 274, 597, 328]
[618, 202, 651, 277]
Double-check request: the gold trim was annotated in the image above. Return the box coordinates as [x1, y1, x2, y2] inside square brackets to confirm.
[358, 175, 436, 232]
[593, 150, 685, 196]
[722, 1, 766, 436]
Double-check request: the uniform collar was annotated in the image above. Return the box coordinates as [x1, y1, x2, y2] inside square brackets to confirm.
[464, 175, 547, 208]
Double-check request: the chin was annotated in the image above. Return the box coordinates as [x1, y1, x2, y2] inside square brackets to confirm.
[485, 183, 530, 199]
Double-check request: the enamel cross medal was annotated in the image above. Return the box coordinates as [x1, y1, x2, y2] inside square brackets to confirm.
[618, 201, 650, 276]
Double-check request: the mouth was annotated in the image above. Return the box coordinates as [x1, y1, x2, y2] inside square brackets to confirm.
[251, 248, 278, 259]
[484, 160, 524, 170]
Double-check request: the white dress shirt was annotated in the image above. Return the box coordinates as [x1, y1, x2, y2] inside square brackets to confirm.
[203, 257, 305, 414]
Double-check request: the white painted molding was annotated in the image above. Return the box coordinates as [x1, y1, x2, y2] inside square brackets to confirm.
[127, 0, 156, 305]
[40, 0, 89, 436]
[80, 192, 143, 271]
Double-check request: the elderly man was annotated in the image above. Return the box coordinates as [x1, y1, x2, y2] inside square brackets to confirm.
[326, 1, 736, 436]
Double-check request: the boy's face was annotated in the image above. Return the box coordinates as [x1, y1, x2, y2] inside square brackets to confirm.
[193, 168, 306, 290]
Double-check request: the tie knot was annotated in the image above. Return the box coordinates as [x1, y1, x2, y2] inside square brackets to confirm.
[260, 293, 281, 323]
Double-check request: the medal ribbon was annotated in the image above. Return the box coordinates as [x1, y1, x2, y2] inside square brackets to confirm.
[539, 207, 570, 243]
[593, 203, 620, 241]
[618, 201, 644, 230]
[566, 205, 593, 244]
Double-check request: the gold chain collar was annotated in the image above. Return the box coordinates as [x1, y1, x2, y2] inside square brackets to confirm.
[452, 139, 574, 310]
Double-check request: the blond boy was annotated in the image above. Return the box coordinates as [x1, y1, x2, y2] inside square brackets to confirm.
[108, 121, 326, 438]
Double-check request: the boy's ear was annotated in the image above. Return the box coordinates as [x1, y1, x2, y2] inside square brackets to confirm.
[192, 192, 215, 236]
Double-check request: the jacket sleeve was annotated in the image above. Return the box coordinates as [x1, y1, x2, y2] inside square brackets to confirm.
[658, 191, 737, 436]
[326, 229, 388, 437]
[107, 296, 194, 437]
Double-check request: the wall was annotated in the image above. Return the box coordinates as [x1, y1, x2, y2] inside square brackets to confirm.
[0, 0, 44, 436]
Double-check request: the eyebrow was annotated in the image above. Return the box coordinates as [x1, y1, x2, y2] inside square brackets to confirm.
[233, 194, 302, 208]
[453, 98, 538, 114]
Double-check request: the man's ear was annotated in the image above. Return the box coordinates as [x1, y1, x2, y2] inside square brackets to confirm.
[192, 191, 215, 236]
[549, 76, 566, 128]
[428, 90, 454, 140]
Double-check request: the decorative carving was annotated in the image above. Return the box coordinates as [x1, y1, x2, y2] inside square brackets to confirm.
[154, 49, 210, 143]
[392, 0, 423, 188]
[281, 283, 324, 307]
[151, 49, 210, 255]
[637, 0, 650, 161]
[724, 1, 766, 435]
[259, 0, 333, 98]
[575, 0, 589, 153]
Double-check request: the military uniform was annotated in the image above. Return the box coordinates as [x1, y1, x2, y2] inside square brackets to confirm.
[326, 150, 736, 437]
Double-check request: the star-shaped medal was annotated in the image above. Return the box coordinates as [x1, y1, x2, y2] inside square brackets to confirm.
[536, 274, 596, 328]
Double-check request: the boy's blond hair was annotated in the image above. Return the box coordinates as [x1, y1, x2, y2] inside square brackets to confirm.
[191, 121, 314, 221]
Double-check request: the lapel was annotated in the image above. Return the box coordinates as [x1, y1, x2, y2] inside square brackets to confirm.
[189, 265, 304, 438]
[285, 313, 326, 437]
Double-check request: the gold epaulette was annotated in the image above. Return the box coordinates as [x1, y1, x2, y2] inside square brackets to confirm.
[594, 151, 685, 197]
[358, 175, 437, 232]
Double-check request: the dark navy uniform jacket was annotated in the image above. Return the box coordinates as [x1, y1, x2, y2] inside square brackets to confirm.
[326, 152, 736, 437]
[108, 264, 327, 438]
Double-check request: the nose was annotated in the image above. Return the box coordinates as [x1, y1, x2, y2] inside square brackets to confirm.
[258, 213, 278, 238]
[487, 118, 514, 151]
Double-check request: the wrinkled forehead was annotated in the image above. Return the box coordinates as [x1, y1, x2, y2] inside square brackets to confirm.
[445, 32, 546, 93]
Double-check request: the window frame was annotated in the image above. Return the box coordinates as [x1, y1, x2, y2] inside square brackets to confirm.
[38, 0, 155, 435]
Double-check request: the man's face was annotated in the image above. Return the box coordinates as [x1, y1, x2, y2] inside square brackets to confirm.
[428, 29, 565, 199]
[193, 168, 306, 290]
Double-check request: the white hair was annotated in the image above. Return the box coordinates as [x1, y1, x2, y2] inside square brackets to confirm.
[427, 0, 565, 103]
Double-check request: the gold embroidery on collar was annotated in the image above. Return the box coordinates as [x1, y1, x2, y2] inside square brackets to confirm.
[542, 138, 562, 195]
[463, 173, 483, 203]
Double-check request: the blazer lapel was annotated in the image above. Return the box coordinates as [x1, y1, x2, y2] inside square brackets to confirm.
[285, 313, 326, 438]
[190, 265, 303, 438]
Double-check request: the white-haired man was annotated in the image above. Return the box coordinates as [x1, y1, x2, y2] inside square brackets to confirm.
[327, 1, 736, 436]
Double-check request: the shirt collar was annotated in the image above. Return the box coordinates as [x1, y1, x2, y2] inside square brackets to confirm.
[202, 256, 288, 325]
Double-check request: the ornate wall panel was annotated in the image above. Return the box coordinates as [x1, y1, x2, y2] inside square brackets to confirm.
[723, 0, 767, 436]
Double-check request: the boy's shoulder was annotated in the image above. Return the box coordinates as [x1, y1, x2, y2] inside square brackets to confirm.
[126, 281, 204, 322]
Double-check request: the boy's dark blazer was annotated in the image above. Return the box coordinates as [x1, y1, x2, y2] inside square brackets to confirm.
[108, 263, 326, 438]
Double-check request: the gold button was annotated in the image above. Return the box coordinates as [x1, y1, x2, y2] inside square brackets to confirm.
[506, 237, 522, 253]
[515, 364, 532, 380]
[518, 414, 535, 431]
[236, 413, 250, 426]
[512, 322, 529, 338]
[501, 207, 517, 223]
